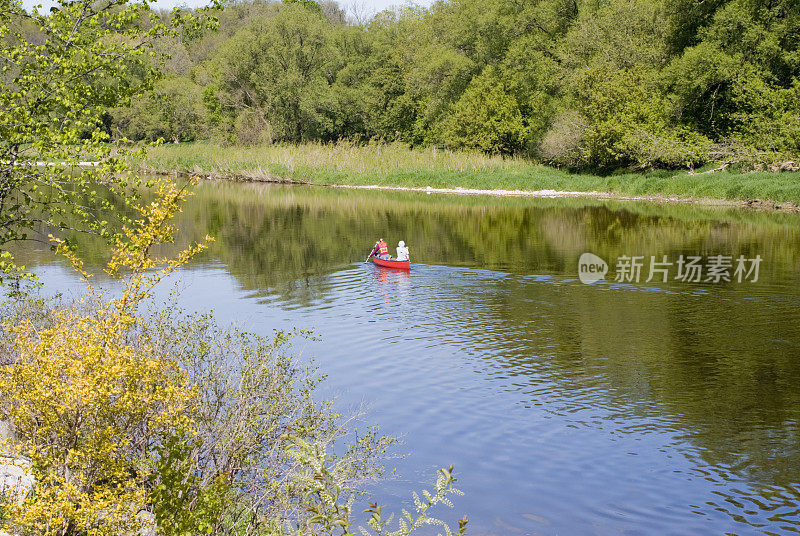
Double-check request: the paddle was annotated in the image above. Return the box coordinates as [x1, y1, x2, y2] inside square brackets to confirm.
[365, 241, 378, 263]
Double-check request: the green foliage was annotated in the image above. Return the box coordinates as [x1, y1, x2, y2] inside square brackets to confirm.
[0, 0, 218, 274]
[0, 490, 9, 525]
[729, 77, 800, 155]
[442, 67, 527, 154]
[663, 41, 741, 138]
[0, 250, 36, 288]
[664, 0, 800, 152]
[283, 0, 323, 14]
[112, 76, 208, 142]
[285, 436, 467, 536]
[358, 465, 467, 536]
[574, 66, 711, 169]
[102, 0, 800, 168]
[150, 431, 227, 536]
[212, 4, 339, 143]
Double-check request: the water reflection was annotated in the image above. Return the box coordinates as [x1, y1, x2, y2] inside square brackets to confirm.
[11, 181, 800, 535]
[373, 266, 412, 303]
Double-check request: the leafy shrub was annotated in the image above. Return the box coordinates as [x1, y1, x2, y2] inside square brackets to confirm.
[537, 110, 588, 167]
[0, 179, 208, 536]
[442, 67, 528, 154]
[0, 177, 466, 536]
[112, 77, 209, 143]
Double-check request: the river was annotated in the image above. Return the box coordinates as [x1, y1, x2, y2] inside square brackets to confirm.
[14, 181, 800, 535]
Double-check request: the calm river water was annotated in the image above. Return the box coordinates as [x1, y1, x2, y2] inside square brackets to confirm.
[16, 181, 800, 535]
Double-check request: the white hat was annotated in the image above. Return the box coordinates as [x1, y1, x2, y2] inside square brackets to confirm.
[398, 241, 405, 247]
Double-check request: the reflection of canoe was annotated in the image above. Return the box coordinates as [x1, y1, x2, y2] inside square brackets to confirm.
[372, 257, 411, 270]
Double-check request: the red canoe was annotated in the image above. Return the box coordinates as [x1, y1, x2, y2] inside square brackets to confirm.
[371, 257, 411, 270]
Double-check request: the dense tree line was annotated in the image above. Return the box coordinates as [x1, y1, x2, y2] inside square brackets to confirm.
[109, 0, 799, 169]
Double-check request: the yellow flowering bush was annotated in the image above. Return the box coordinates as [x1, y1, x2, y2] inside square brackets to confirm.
[0, 178, 211, 536]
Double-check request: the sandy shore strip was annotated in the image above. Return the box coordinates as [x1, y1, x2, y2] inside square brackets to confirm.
[327, 183, 800, 211]
[141, 168, 800, 212]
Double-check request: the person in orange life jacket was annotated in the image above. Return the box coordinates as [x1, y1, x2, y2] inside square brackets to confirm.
[371, 238, 391, 260]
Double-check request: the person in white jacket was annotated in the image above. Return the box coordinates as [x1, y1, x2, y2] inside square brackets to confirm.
[396, 240, 410, 261]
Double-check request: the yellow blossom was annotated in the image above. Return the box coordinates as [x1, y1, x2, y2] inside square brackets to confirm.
[0, 177, 210, 536]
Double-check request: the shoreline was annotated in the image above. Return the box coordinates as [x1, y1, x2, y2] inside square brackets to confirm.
[327, 183, 800, 211]
[146, 168, 800, 213]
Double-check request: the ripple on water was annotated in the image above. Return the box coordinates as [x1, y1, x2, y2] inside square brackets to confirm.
[21, 254, 800, 536]
[260, 264, 800, 535]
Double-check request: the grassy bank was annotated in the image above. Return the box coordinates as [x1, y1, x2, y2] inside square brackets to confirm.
[134, 142, 800, 206]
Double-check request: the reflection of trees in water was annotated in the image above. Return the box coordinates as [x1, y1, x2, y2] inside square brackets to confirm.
[581, 287, 800, 528]
[174, 181, 800, 295]
[16, 180, 800, 289]
[446, 273, 800, 526]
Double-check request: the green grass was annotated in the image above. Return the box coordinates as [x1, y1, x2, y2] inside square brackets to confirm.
[133, 141, 800, 205]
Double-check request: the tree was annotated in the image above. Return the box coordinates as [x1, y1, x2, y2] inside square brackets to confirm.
[664, 0, 800, 157]
[0, 0, 216, 280]
[43, 0, 798, 170]
[442, 66, 528, 154]
[112, 76, 208, 142]
[213, 4, 339, 143]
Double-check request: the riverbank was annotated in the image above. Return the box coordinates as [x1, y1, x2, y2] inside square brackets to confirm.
[134, 142, 800, 209]
[333, 185, 800, 211]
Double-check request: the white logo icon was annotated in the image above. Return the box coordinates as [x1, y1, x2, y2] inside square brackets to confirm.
[578, 253, 608, 284]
